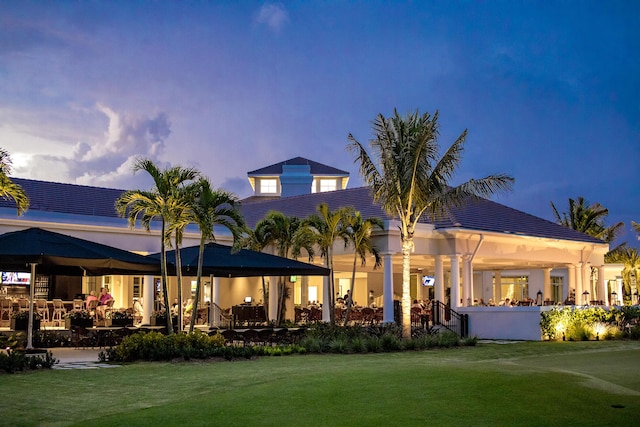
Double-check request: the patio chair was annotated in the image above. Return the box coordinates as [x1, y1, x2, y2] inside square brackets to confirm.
[35, 299, 50, 324]
[70, 325, 95, 349]
[51, 299, 67, 326]
[0, 298, 12, 326]
[18, 298, 30, 313]
[73, 299, 84, 311]
[87, 299, 99, 322]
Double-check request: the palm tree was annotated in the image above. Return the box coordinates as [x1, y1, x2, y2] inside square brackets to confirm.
[305, 203, 353, 324]
[0, 148, 29, 215]
[115, 159, 199, 333]
[253, 211, 315, 325]
[632, 221, 640, 236]
[187, 177, 245, 332]
[343, 211, 383, 325]
[551, 196, 624, 243]
[348, 109, 514, 338]
[606, 245, 640, 304]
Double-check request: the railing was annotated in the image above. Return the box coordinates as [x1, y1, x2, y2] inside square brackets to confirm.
[431, 300, 469, 338]
[210, 302, 233, 329]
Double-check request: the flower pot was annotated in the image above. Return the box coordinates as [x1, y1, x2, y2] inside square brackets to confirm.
[11, 317, 41, 331]
[108, 318, 133, 327]
[65, 318, 94, 329]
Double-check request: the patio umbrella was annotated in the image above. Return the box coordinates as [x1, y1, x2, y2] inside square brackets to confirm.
[155, 242, 330, 277]
[0, 227, 162, 348]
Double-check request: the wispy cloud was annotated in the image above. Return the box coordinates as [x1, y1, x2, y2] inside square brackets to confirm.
[255, 3, 289, 32]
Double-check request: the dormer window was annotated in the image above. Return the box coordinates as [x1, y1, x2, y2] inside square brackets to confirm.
[319, 179, 336, 192]
[260, 179, 278, 194]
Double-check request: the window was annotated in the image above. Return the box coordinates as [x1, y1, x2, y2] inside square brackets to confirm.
[260, 179, 277, 194]
[551, 276, 563, 303]
[319, 179, 336, 192]
[133, 277, 143, 298]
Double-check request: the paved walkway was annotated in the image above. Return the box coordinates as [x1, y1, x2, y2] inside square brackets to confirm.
[48, 348, 121, 370]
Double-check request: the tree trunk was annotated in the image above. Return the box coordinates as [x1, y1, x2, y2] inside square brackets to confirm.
[401, 238, 412, 339]
[261, 276, 269, 320]
[189, 240, 205, 332]
[175, 236, 183, 333]
[161, 221, 173, 334]
[344, 253, 358, 326]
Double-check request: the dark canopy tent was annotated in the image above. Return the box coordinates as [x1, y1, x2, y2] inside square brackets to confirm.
[0, 227, 162, 348]
[155, 242, 330, 278]
[0, 227, 161, 276]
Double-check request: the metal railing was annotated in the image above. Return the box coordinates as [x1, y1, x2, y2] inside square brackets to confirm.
[209, 302, 233, 329]
[431, 300, 469, 338]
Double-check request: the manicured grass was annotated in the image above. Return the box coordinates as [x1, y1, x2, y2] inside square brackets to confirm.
[1, 341, 639, 426]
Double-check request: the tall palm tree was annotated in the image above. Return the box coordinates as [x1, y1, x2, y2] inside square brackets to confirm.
[343, 211, 383, 325]
[632, 221, 640, 236]
[305, 203, 353, 324]
[606, 245, 640, 304]
[551, 196, 624, 243]
[187, 177, 245, 332]
[0, 148, 29, 215]
[253, 211, 315, 325]
[348, 109, 514, 338]
[115, 159, 199, 333]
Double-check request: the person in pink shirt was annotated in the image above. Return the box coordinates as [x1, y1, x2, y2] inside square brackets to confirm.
[85, 290, 98, 310]
[97, 287, 114, 320]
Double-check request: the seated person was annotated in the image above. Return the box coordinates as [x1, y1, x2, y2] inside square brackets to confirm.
[133, 297, 143, 323]
[171, 298, 180, 316]
[96, 287, 114, 320]
[85, 290, 98, 310]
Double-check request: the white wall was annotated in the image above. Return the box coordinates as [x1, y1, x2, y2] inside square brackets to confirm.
[460, 306, 553, 340]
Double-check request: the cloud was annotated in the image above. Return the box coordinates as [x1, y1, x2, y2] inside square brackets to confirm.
[255, 3, 289, 32]
[14, 105, 172, 189]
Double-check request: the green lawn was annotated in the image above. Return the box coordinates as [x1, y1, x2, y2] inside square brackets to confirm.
[2, 341, 639, 426]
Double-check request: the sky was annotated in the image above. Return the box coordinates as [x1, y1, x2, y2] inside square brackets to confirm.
[1, 1, 638, 248]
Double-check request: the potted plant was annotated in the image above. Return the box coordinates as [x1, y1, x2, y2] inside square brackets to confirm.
[150, 310, 178, 331]
[10, 311, 42, 331]
[64, 309, 93, 328]
[106, 310, 134, 327]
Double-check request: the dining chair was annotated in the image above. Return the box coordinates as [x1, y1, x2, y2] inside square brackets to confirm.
[18, 298, 30, 312]
[52, 299, 67, 326]
[0, 298, 13, 326]
[35, 299, 50, 324]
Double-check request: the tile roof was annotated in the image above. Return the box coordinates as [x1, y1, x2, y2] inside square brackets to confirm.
[2, 177, 123, 218]
[247, 157, 349, 176]
[239, 186, 604, 244]
[1, 177, 603, 244]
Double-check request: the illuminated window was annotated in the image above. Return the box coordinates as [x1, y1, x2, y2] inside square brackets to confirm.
[260, 179, 277, 194]
[320, 179, 336, 192]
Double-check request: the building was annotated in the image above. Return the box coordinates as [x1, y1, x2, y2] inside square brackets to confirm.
[0, 157, 624, 339]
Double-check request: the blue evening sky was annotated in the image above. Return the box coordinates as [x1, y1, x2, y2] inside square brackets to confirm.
[1, 1, 638, 248]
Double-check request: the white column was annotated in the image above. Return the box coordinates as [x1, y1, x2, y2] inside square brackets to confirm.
[434, 255, 444, 303]
[566, 267, 574, 303]
[462, 256, 471, 306]
[209, 276, 219, 328]
[268, 276, 279, 323]
[596, 265, 605, 304]
[450, 255, 461, 309]
[574, 264, 583, 304]
[382, 253, 395, 323]
[482, 271, 493, 304]
[143, 275, 154, 325]
[543, 268, 551, 304]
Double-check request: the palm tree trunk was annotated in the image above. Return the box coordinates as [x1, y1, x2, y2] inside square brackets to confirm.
[401, 238, 412, 339]
[261, 276, 269, 320]
[343, 253, 358, 326]
[328, 248, 336, 325]
[175, 236, 183, 333]
[161, 221, 173, 334]
[189, 239, 205, 332]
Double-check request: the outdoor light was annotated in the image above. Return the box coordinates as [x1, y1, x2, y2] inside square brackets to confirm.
[536, 290, 543, 306]
[582, 290, 590, 305]
[611, 290, 618, 306]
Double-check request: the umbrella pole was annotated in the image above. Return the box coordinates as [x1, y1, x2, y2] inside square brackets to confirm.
[26, 263, 37, 350]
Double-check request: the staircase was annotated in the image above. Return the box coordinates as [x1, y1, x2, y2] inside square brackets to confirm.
[430, 300, 469, 338]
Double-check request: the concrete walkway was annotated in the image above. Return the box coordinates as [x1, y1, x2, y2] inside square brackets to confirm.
[48, 347, 121, 370]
